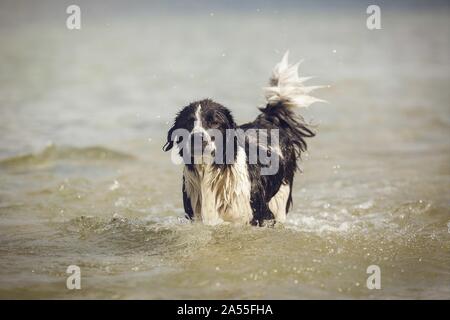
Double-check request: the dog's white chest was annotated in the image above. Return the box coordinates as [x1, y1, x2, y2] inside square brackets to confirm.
[183, 147, 253, 225]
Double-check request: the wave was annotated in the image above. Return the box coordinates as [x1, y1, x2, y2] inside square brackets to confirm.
[0, 145, 135, 168]
[57, 214, 216, 257]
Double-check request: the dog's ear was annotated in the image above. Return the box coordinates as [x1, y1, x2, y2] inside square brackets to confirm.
[162, 124, 176, 152]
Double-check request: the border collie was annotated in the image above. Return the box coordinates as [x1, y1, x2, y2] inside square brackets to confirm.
[163, 52, 324, 226]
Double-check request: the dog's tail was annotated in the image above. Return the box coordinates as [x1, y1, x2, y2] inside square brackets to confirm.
[264, 51, 325, 108]
[260, 52, 325, 156]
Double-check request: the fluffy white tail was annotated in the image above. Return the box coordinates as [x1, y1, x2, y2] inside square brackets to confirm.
[264, 51, 325, 108]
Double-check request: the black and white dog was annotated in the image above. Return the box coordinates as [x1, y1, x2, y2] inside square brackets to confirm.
[163, 52, 324, 226]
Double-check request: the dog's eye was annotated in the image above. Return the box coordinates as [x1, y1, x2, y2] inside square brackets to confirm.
[208, 119, 220, 127]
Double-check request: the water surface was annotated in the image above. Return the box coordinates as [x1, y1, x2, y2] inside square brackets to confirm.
[0, 5, 449, 299]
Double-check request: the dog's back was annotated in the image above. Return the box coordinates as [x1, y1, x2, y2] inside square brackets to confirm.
[240, 52, 323, 225]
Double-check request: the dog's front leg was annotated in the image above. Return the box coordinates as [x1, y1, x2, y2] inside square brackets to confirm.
[200, 181, 223, 226]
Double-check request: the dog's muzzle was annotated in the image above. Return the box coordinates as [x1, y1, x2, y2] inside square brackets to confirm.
[190, 132, 208, 155]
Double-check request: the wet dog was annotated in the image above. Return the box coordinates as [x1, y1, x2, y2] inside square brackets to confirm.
[163, 52, 324, 226]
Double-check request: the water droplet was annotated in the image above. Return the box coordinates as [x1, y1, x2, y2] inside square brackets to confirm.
[109, 180, 120, 191]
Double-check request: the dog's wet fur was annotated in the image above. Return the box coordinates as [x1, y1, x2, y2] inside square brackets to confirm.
[163, 52, 323, 226]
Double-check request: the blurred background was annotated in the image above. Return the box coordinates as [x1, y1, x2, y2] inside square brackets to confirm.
[0, 0, 449, 299]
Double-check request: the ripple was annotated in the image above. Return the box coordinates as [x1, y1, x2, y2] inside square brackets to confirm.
[0, 145, 135, 168]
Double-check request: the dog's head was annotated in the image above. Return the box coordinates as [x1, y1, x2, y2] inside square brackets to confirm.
[163, 99, 236, 165]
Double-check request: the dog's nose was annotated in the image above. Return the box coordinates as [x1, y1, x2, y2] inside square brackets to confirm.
[191, 132, 208, 152]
